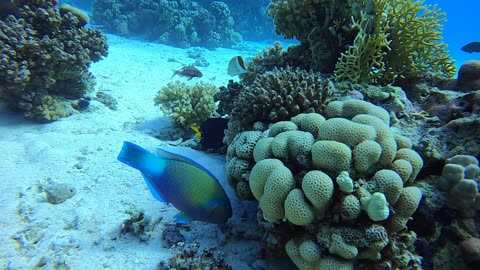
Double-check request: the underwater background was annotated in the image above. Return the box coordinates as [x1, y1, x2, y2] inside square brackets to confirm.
[1, 0, 479, 269]
[425, 0, 480, 70]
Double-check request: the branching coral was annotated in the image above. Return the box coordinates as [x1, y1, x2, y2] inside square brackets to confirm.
[268, 0, 456, 85]
[335, 0, 456, 85]
[227, 67, 334, 137]
[333, 7, 391, 84]
[0, 0, 108, 122]
[154, 81, 218, 129]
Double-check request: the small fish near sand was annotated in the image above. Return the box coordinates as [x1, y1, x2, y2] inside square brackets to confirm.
[171, 65, 203, 80]
[227, 56, 247, 76]
[191, 118, 229, 150]
[461, 42, 480, 53]
[117, 141, 232, 224]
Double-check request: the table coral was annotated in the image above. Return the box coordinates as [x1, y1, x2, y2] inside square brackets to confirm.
[0, 0, 108, 122]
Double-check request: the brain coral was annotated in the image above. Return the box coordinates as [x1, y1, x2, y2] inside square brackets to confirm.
[226, 99, 424, 269]
[0, 0, 108, 122]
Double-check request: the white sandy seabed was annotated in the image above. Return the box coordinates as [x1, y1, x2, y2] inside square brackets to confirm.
[0, 34, 294, 270]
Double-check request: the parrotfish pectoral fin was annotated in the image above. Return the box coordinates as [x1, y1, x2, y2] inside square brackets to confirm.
[174, 212, 193, 224]
[141, 173, 168, 203]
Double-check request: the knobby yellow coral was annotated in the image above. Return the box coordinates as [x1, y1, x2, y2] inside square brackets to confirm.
[154, 81, 218, 128]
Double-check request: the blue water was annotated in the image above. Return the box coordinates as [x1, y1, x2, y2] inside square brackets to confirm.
[426, 0, 480, 72]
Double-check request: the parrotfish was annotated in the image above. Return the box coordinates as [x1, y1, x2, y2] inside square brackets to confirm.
[117, 141, 232, 224]
[191, 118, 229, 150]
[171, 65, 203, 80]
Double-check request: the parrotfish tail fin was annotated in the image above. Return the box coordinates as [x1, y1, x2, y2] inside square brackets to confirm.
[174, 212, 193, 224]
[117, 141, 166, 177]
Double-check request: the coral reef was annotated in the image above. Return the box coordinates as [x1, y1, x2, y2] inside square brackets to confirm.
[198, 0, 275, 41]
[0, 0, 108, 122]
[226, 99, 424, 269]
[154, 81, 218, 129]
[239, 42, 306, 87]
[226, 67, 334, 142]
[457, 60, 480, 91]
[92, 0, 241, 49]
[267, 0, 456, 85]
[214, 80, 244, 117]
[438, 155, 480, 217]
[394, 84, 480, 166]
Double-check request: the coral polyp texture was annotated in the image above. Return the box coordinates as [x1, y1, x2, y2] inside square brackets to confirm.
[224, 67, 334, 142]
[154, 81, 218, 129]
[0, 0, 108, 122]
[92, 0, 241, 49]
[267, 0, 456, 85]
[226, 99, 424, 269]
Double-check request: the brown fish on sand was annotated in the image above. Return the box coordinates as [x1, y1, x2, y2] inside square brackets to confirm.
[171, 65, 203, 80]
[461, 42, 480, 53]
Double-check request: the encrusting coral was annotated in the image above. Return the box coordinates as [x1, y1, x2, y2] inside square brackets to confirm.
[226, 99, 424, 269]
[154, 81, 218, 129]
[0, 0, 108, 122]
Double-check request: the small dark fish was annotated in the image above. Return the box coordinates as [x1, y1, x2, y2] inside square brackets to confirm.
[461, 42, 480, 53]
[171, 65, 203, 80]
[192, 118, 229, 150]
[0, 0, 18, 19]
[117, 141, 232, 224]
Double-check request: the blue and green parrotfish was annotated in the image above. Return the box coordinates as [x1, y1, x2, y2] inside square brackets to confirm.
[117, 141, 232, 224]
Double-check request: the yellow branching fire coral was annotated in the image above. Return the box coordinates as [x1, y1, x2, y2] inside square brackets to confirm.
[268, 0, 456, 85]
[334, 0, 456, 85]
